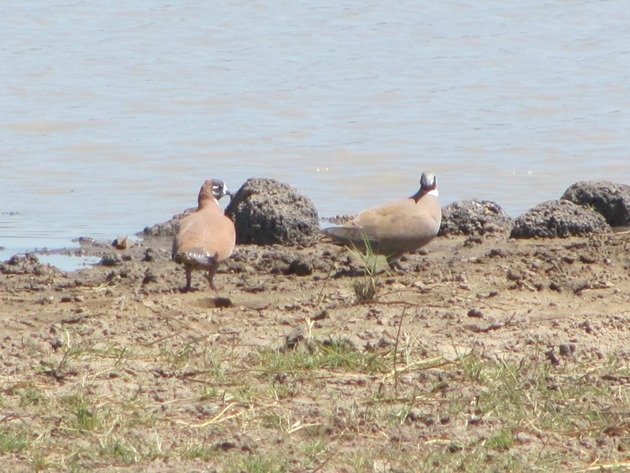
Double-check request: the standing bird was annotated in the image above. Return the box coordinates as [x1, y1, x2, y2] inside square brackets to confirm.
[172, 179, 236, 291]
[322, 172, 441, 269]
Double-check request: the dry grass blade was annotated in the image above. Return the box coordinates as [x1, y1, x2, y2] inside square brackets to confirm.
[383, 356, 453, 380]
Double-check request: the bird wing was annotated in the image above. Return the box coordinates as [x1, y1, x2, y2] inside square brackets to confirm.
[173, 210, 235, 262]
[323, 195, 441, 255]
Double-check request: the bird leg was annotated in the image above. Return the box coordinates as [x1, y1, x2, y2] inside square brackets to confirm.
[205, 263, 219, 293]
[388, 259, 406, 273]
[184, 267, 193, 292]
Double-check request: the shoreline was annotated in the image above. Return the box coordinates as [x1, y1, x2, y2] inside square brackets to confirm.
[0, 218, 628, 470]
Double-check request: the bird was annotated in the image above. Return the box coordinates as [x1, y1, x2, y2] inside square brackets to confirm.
[172, 179, 236, 291]
[322, 172, 441, 269]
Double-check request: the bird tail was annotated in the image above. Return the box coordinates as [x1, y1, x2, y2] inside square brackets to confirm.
[173, 249, 218, 268]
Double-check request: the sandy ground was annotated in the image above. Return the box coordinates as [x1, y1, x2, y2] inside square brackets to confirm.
[0, 229, 628, 472]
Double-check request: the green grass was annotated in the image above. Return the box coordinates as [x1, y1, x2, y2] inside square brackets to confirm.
[98, 438, 139, 464]
[485, 428, 515, 450]
[227, 455, 286, 473]
[0, 426, 29, 454]
[257, 337, 389, 375]
[456, 352, 627, 440]
[2, 321, 626, 473]
[300, 437, 328, 462]
[60, 394, 102, 432]
[18, 386, 46, 407]
[199, 386, 220, 401]
[181, 443, 217, 461]
[74, 404, 100, 432]
[350, 237, 388, 303]
[159, 343, 195, 370]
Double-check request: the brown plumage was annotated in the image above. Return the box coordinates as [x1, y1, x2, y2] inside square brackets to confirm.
[322, 172, 441, 266]
[172, 179, 236, 291]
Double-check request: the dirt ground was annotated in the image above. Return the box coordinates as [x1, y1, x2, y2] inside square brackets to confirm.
[0, 228, 628, 472]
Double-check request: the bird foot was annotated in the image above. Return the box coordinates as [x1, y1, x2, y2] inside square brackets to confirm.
[388, 261, 406, 273]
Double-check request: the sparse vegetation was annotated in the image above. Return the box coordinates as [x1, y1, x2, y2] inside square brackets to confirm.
[0, 427, 29, 454]
[257, 337, 389, 375]
[182, 443, 217, 461]
[0, 232, 628, 471]
[350, 237, 388, 303]
[0, 326, 627, 471]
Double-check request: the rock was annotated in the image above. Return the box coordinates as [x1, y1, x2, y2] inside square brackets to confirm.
[561, 180, 630, 227]
[99, 254, 123, 267]
[439, 200, 511, 236]
[467, 308, 484, 318]
[50, 337, 63, 350]
[510, 200, 611, 239]
[214, 297, 232, 308]
[140, 209, 195, 237]
[558, 343, 576, 357]
[545, 348, 561, 366]
[111, 236, 129, 250]
[0, 254, 55, 276]
[142, 268, 158, 285]
[225, 178, 320, 246]
[284, 258, 313, 276]
[488, 248, 508, 258]
[143, 249, 156, 262]
[283, 327, 305, 350]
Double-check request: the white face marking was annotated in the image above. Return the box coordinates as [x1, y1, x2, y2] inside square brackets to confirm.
[427, 188, 439, 197]
[212, 183, 226, 200]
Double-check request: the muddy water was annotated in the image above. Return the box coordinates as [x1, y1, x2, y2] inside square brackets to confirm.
[2, 1, 630, 261]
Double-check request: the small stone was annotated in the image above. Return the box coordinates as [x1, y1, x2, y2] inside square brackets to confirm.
[467, 415, 483, 426]
[112, 236, 129, 250]
[447, 443, 462, 453]
[284, 328, 305, 350]
[488, 248, 508, 258]
[463, 236, 483, 248]
[310, 310, 328, 321]
[559, 344, 576, 357]
[506, 269, 523, 281]
[99, 254, 122, 267]
[467, 308, 484, 318]
[579, 254, 597, 264]
[214, 297, 232, 308]
[142, 268, 158, 285]
[578, 321, 594, 334]
[50, 337, 63, 350]
[545, 349, 561, 366]
[284, 258, 313, 276]
[143, 249, 156, 262]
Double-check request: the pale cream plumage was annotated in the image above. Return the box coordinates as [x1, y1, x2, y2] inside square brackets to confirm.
[323, 172, 441, 265]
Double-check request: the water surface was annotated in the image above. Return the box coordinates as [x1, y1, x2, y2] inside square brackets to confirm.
[2, 1, 629, 261]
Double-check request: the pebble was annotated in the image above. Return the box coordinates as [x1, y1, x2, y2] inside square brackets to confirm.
[100, 254, 122, 267]
[545, 349, 561, 366]
[467, 308, 484, 318]
[559, 343, 576, 357]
